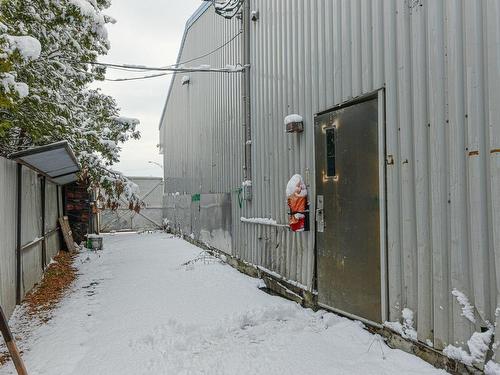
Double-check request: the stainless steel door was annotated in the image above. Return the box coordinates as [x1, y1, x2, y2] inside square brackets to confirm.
[315, 96, 382, 323]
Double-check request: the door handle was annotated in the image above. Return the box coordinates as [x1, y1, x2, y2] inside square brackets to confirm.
[316, 195, 324, 233]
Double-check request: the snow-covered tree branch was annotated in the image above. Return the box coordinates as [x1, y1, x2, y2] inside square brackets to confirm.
[0, 0, 142, 207]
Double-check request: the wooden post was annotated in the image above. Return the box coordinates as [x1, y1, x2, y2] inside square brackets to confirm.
[0, 305, 28, 375]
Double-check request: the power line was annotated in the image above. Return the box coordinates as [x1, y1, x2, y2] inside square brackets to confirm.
[69, 31, 243, 73]
[80, 60, 243, 74]
[173, 31, 242, 66]
[104, 72, 174, 82]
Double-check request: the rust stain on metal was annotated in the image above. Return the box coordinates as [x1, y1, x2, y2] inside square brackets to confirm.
[468, 150, 479, 156]
[490, 149, 500, 154]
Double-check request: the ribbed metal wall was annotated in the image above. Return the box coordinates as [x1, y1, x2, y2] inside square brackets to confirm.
[45, 181, 63, 260]
[160, 0, 500, 356]
[0, 157, 63, 318]
[0, 158, 18, 318]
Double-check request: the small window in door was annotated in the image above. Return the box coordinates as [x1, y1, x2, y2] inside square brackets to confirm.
[326, 127, 336, 177]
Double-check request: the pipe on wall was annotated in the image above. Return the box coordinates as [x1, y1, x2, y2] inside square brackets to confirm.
[242, 0, 252, 198]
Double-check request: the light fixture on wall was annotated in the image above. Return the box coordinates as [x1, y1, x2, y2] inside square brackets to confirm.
[284, 114, 304, 133]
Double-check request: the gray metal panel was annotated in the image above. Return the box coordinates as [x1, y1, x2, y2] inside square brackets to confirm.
[160, 0, 500, 357]
[20, 167, 43, 296]
[199, 194, 232, 254]
[44, 182, 62, 261]
[0, 158, 18, 318]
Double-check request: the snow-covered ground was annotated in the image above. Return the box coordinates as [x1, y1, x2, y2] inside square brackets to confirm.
[0, 233, 447, 375]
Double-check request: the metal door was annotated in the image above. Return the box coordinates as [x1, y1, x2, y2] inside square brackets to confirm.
[315, 95, 383, 323]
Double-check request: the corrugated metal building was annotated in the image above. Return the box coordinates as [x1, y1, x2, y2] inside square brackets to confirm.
[159, 0, 500, 367]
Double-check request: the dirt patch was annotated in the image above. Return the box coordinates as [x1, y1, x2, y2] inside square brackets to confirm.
[24, 251, 78, 318]
[0, 251, 77, 366]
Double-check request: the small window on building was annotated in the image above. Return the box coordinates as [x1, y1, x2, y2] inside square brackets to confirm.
[326, 127, 336, 177]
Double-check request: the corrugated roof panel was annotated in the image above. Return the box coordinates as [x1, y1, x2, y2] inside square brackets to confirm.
[9, 141, 80, 185]
[51, 173, 78, 185]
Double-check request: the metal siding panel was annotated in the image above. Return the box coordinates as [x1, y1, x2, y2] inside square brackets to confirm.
[45, 182, 61, 261]
[351, 0, 362, 97]
[21, 168, 43, 298]
[0, 158, 18, 318]
[486, 0, 500, 357]
[397, 0, 418, 315]
[411, 1, 432, 343]
[428, 0, 451, 349]
[372, 0, 385, 88]
[361, 0, 373, 93]
[464, 0, 491, 331]
[341, 0, 352, 101]
[384, 0, 404, 322]
[445, 0, 474, 347]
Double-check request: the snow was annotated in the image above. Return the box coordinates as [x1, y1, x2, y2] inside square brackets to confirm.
[284, 114, 303, 125]
[401, 308, 418, 341]
[286, 174, 307, 197]
[443, 345, 474, 366]
[240, 217, 278, 226]
[68, 0, 108, 40]
[0, 233, 447, 375]
[383, 308, 417, 342]
[486, 360, 500, 375]
[384, 308, 417, 341]
[443, 329, 493, 366]
[1, 73, 29, 98]
[5, 35, 41, 60]
[451, 289, 476, 323]
[256, 265, 309, 291]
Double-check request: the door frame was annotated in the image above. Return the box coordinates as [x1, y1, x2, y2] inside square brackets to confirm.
[313, 88, 388, 326]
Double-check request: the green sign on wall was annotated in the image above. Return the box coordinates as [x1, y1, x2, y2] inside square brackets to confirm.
[192, 193, 200, 202]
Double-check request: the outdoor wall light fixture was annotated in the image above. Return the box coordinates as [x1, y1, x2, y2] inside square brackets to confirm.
[284, 114, 304, 133]
[181, 75, 190, 85]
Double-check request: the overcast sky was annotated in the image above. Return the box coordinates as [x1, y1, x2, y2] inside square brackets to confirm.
[95, 0, 202, 177]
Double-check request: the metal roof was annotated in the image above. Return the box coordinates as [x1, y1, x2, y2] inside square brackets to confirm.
[9, 141, 80, 185]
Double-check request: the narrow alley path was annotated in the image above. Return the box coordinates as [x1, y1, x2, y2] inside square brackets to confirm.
[0, 233, 446, 375]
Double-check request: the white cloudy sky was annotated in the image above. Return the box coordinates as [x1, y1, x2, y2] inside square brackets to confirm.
[95, 0, 202, 177]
